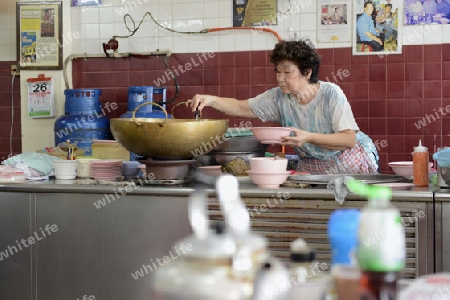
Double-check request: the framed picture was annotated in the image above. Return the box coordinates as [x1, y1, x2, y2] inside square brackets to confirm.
[353, 0, 403, 55]
[17, 1, 63, 70]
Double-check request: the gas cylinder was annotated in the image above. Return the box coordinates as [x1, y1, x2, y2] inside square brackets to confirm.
[119, 86, 172, 119]
[54, 89, 112, 152]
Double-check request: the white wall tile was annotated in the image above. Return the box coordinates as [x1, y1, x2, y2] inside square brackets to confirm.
[85, 7, 100, 24]
[204, 2, 218, 17]
[423, 24, 443, 44]
[443, 24, 450, 43]
[99, 7, 115, 23]
[173, 3, 188, 20]
[219, 33, 235, 51]
[85, 24, 100, 40]
[235, 31, 251, 51]
[100, 23, 115, 40]
[403, 25, 424, 45]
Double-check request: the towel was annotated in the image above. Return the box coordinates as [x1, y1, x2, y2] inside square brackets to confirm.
[327, 176, 355, 205]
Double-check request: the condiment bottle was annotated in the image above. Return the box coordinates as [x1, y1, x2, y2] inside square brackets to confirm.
[347, 180, 405, 300]
[413, 140, 429, 187]
[289, 238, 329, 300]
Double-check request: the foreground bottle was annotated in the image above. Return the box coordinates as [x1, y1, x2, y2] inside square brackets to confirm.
[328, 209, 361, 300]
[152, 175, 289, 300]
[288, 238, 329, 300]
[347, 180, 405, 300]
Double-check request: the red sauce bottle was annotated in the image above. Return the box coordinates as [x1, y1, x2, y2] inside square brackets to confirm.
[413, 140, 429, 187]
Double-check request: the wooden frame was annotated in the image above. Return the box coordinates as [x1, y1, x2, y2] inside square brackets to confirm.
[17, 1, 63, 70]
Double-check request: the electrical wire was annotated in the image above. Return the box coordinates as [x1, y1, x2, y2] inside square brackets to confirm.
[158, 55, 179, 106]
[113, 11, 282, 41]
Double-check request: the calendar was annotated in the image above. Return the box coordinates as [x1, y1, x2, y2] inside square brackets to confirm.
[27, 74, 55, 118]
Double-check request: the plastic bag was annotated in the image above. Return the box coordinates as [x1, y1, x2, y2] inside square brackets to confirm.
[2, 152, 62, 175]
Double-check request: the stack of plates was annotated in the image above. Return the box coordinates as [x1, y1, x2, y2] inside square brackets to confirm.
[90, 159, 123, 181]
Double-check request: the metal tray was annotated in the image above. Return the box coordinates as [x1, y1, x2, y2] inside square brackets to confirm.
[288, 174, 409, 185]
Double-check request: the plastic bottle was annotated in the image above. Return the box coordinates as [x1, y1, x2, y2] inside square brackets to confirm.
[413, 140, 429, 187]
[347, 179, 405, 300]
[328, 209, 362, 300]
[288, 238, 329, 300]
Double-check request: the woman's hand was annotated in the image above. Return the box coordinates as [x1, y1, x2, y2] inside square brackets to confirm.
[186, 94, 214, 112]
[280, 127, 309, 147]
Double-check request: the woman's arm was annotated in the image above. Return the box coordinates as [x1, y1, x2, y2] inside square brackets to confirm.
[186, 94, 257, 118]
[281, 128, 356, 150]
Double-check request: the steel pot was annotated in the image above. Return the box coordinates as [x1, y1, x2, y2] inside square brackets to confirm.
[110, 102, 228, 159]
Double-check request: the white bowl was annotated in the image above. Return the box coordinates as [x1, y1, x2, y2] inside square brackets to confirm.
[249, 157, 288, 173]
[251, 127, 292, 144]
[388, 161, 433, 177]
[246, 170, 290, 188]
[52, 160, 78, 180]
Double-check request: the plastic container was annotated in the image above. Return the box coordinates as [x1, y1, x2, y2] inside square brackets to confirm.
[412, 140, 429, 187]
[52, 160, 78, 180]
[328, 209, 361, 300]
[289, 238, 330, 300]
[347, 179, 405, 300]
[328, 209, 361, 265]
[91, 140, 130, 161]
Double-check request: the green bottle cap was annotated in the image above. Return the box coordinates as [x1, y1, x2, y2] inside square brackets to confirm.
[347, 179, 392, 201]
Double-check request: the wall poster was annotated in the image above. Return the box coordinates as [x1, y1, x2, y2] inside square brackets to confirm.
[404, 0, 450, 25]
[353, 0, 403, 55]
[233, 0, 277, 27]
[318, 0, 351, 43]
[17, 1, 63, 70]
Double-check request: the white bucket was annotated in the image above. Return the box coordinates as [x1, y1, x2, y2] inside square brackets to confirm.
[52, 160, 78, 180]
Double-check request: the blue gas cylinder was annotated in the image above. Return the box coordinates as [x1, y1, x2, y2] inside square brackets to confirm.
[54, 88, 112, 151]
[119, 86, 172, 119]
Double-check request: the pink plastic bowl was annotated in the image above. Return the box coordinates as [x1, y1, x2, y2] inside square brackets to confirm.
[250, 127, 292, 144]
[246, 170, 290, 189]
[249, 157, 288, 173]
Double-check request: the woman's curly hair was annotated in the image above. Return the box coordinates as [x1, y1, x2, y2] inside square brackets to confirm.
[270, 39, 321, 84]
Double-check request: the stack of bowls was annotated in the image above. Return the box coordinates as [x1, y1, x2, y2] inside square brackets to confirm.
[246, 157, 290, 188]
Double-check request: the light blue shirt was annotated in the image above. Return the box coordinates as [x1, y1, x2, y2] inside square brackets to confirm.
[248, 82, 378, 164]
[357, 12, 379, 42]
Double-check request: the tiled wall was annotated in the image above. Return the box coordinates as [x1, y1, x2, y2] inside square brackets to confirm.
[0, 62, 22, 160]
[72, 44, 450, 173]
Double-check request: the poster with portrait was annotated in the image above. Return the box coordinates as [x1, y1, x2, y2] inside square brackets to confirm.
[17, 2, 62, 69]
[404, 0, 450, 25]
[352, 0, 403, 55]
[318, 0, 351, 42]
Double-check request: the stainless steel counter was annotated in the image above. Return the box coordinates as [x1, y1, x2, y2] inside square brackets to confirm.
[0, 179, 447, 300]
[0, 178, 441, 201]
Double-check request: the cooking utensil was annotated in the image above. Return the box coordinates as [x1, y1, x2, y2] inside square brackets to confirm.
[110, 102, 228, 159]
[194, 104, 200, 121]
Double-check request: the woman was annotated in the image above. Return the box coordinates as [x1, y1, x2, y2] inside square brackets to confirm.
[186, 39, 379, 174]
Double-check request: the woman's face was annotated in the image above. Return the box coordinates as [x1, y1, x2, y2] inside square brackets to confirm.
[276, 60, 310, 94]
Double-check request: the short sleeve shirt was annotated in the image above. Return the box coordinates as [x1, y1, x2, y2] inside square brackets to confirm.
[248, 81, 360, 160]
[357, 12, 379, 41]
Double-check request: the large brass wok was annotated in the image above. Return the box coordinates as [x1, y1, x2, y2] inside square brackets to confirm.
[110, 102, 228, 159]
